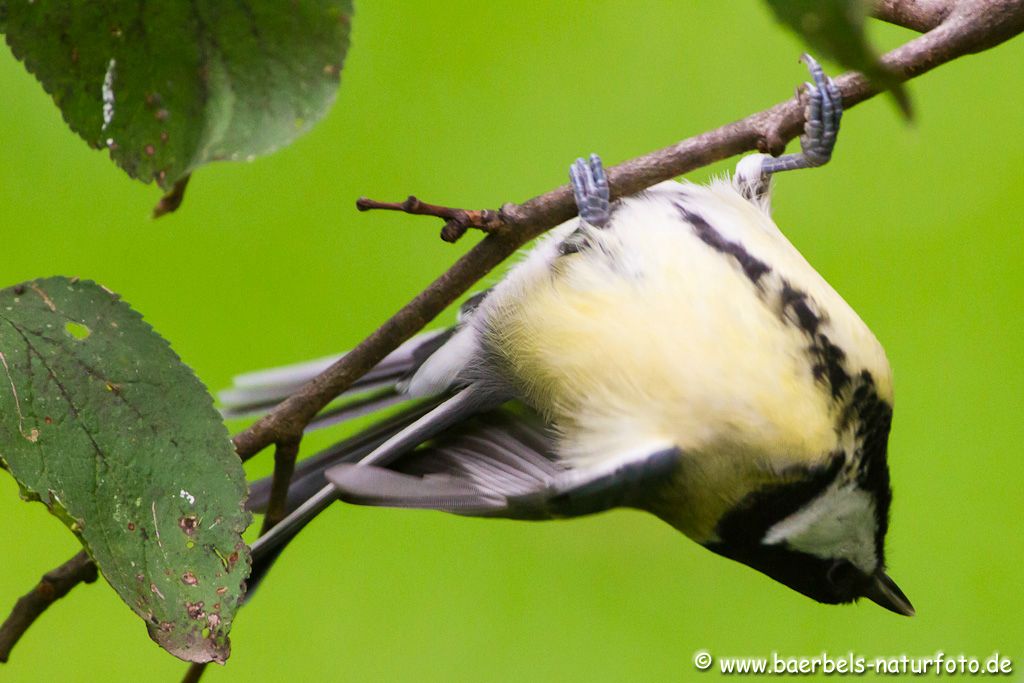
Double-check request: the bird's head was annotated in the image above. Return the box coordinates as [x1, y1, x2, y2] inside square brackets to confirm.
[705, 441, 913, 615]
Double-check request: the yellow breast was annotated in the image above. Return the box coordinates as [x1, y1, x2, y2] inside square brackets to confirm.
[478, 180, 891, 541]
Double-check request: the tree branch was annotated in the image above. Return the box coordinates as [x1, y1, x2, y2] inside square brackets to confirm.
[230, 0, 1024, 463]
[873, 0, 954, 31]
[0, 551, 98, 662]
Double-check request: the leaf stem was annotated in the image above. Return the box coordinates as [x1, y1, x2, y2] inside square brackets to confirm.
[152, 174, 192, 219]
[181, 661, 207, 683]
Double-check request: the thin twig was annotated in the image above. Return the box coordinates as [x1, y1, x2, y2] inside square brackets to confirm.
[260, 438, 303, 534]
[0, 551, 98, 662]
[356, 196, 505, 243]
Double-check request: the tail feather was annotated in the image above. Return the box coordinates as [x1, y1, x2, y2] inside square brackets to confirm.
[220, 328, 452, 418]
[305, 387, 407, 432]
[247, 483, 339, 598]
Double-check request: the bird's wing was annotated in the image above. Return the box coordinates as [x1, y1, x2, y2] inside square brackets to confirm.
[326, 406, 680, 520]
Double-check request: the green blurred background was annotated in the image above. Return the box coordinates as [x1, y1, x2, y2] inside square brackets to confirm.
[1, 2, 1022, 680]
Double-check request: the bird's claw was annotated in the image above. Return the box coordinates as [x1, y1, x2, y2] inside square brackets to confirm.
[570, 153, 611, 228]
[798, 53, 843, 167]
[760, 54, 843, 176]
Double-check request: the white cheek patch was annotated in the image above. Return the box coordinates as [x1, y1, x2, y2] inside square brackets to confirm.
[763, 484, 879, 574]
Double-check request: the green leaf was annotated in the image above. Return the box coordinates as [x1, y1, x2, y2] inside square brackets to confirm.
[0, 278, 250, 663]
[763, 0, 912, 118]
[0, 1, 353, 206]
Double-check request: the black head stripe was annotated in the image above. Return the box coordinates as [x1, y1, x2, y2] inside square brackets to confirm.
[705, 452, 871, 605]
[714, 452, 846, 547]
[705, 540, 872, 605]
[847, 371, 894, 563]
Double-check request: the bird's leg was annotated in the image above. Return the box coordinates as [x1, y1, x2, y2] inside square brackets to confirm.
[765, 53, 843, 174]
[570, 153, 611, 228]
[735, 54, 843, 201]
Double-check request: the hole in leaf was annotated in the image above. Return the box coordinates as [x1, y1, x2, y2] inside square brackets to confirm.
[65, 321, 91, 340]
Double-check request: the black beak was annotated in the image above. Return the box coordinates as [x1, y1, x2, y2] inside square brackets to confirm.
[864, 570, 915, 616]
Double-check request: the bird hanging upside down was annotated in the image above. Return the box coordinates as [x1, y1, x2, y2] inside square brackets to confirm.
[224, 54, 913, 616]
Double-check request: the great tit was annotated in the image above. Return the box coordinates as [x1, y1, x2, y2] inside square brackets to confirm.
[225, 55, 913, 615]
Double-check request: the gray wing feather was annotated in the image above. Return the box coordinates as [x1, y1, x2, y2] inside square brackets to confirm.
[326, 408, 559, 519]
[305, 388, 407, 431]
[534, 447, 681, 518]
[324, 467, 507, 515]
[326, 406, 681, 521]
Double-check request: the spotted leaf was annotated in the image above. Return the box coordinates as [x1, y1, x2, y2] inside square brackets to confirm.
[0, 277, 250, 663]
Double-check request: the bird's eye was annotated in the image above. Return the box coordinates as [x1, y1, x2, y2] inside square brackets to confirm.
[826, 559, 858, 590]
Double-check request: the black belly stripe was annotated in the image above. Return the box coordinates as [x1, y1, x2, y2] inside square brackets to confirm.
[459, 289, 491, 318]
[811, 334, 852, 400]
[558, 221, 599, 256]
[781, 282, 820, 335]
[675, 204, 771, 285]
[673, 202, 851, 401]
[779, 280, 853, 401]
